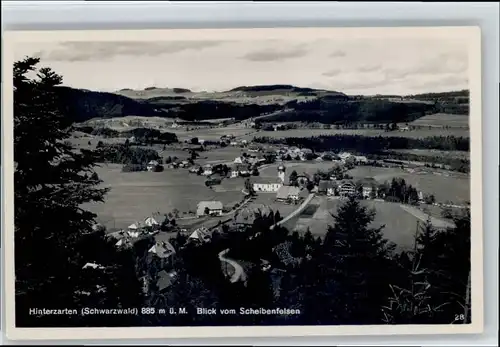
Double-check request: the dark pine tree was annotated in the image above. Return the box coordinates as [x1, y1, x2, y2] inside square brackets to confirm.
[305, 196, 395, 325]
[13, 57, 142, 327]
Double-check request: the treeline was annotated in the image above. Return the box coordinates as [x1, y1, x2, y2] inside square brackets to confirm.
[143, 197, 471, 326]
[370, 151, 470, 173]
[77, 126, 120, 138]
[54, 84, 468, 124]
[95, 143, 160, 165]
[174, 101, 281, 122]
[254, 134, 470, 152]
[55, 86, 167, 123]
[122, 128, 178, 144]
[77, 126, 178, 144]
[408, 90, 469, 115]
[261, 99, 438, 124]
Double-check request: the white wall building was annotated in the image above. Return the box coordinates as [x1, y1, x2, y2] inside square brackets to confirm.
[252, 177, 283, 193]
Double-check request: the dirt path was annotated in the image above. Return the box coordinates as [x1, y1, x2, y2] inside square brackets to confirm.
[271, 193, 315, 229]
[399, 204, 455, 229]
[218, 249, 247, 283]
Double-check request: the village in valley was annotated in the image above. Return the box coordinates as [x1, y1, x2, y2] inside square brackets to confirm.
[74, 108, 470, 296]
[13, 33, 473, 327]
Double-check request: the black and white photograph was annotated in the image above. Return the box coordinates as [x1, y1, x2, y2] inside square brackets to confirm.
[3, 27, 483, 339]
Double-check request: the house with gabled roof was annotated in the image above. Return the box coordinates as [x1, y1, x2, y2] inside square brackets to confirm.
[276, 185, 305, 202]
[144, 216, 160, 228]
[202, 164, 213, 176]
[252, 176, 283, 193]
[196, 201, 223, 217]
[188, 227, 212, 243]
[318, 180, 336, 196]
[338, 180, 357, 197]
[356, 177, 377, 199]
[230, 163, 248, 178]
[148, 240, 176, 259]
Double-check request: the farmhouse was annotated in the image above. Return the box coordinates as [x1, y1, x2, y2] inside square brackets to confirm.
[234, 156, 246, 164]
[299, 148, 314, 161]
[147, 160, 160, 171]
[144, 216, 160, 228]
[248, 154, 266, 166]
[148, 240, 176, 259]
[276, 186, 305, 202]
[202, 164, 213, 176]
[338, 180, 357, 197]
[338, 152, 352, 161]
[197, 201, 223, 217]
[189, 227, 212, 243]
[252, 177, 283, 193]
[230, 164, 246, 178]
[357, 177, 377, 199]
[354, 155, 368, 164]
[248, 146, 260, 153]
[318, 180, 336, 196]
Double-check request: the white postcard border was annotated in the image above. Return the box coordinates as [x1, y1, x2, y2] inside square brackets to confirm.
[1, 26, 483, 341]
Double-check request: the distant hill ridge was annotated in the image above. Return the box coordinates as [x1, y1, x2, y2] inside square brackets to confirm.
[52, 84, 468, 124]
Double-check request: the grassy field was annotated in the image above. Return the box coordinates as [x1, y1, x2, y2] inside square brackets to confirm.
[259, 161, 341, 178]
[247, 127, 469, 140]
[68, 132, 127, 150]
[390, 149, 470, 159]
[287, 197, 429, 251]
[83, 164, 245, 230]
[170, 126, 257, 142]
[196, 146, 246, 166]
[347, 166, 470, 204]
[244, 193, 298, 220]
[410, 113, 469, 128]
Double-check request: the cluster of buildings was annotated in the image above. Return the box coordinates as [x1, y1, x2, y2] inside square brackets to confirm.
[317, 177, 377, 198]
[250, 164, 309, 203]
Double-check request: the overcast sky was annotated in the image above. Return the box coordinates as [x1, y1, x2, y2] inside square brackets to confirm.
[13, 37, 469, 95]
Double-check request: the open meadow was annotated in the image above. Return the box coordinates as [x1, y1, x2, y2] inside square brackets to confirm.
[284, 196, 454, 251]
[410, 113, 469, 128]
[259, 161, 341, 178]
[82, 164, 245, 230]
[169, 126, 257, 142]
[347, 166, 470, 204]
[246, 127, 469, 140]
[390, 148, 470, 159]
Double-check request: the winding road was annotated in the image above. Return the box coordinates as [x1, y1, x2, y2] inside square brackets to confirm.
[218, 193, 315, 284]
[218, 249, 247, 284]
[270, 193, 316, 229]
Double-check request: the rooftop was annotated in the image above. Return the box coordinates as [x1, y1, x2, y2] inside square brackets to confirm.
[318, 180, 336, 191]
[276, 185, 302, 199]
[197, 201, 223, 210]
[252, 176, 283, 185]
[356, 177, 378, 186]
[156, 270, 177, 291]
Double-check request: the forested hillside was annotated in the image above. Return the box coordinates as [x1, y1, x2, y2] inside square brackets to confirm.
[54, 85, 468, 124]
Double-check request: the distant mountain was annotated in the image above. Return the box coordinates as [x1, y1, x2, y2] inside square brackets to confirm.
[53, 84, 468, 124]
[55, 86, 168, 123]
[229, 84, 324, 93]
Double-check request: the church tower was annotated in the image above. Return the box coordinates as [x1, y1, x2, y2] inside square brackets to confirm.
[277, 164, 286, 183]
